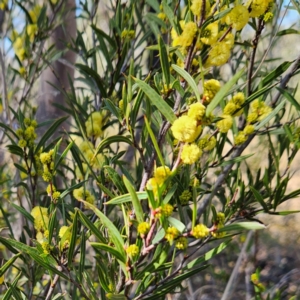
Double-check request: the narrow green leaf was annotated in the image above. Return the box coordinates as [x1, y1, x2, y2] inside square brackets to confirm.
[77, 210, 106, 243]
[103, 98, 122, 122]
[68, 211, 78, 268]
[255, 100, 286, 130]
[105, 192, 148, 205]
[276, 87, 300, 111]
[218, 154, 254, 167]
[104, 166, 127, 194]
[7, 145, 23, 157]
[276, 29, 299, 36]
[79, 230, 86, 282]
[0, 237, 69, 280]
[149, 265, 209, 297]
[76, 63, 107, 97]
[0, 122, 18, 141]
[206, 68, 245, 116]
[54, 141, 74, 170]
[186, 239, 231, 269]
[269, 210, 300, 216]
[134, 77, 176, 123]
[249, 186, 269, 211]
[261, 61, 292, 87]
[123, 176, 144, 223]
[167, 217, 185, 233]
[77, 200, 126, 258]
[162, 183, 177, 204]
[10, 202, 34, 223]
[48, 208, 57, 243]
[217, 222, 265, 233]
[96, 264, 110, 292]
[152, 228, 165, 244]
[158, 36, 170, 85]
[3, 272, 22, 300]
[0, 253, 22, 277]
[144, 116, 165, 167]
[91, 243, 126, 263]
[171, 64, 200, 102]
[60, 181, 86, 199]
[93, 135, 133, 158]
[35, 117, 69, 154]
[162, 0, 177, 33]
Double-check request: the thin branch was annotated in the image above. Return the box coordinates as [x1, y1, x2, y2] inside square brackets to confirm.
[247, 19, 264, 96]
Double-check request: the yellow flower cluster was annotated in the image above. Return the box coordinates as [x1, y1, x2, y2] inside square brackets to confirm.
[40, 149, 55, 182]
[205, 41, 231, 67]
[223, 92, 245, 116]
[137, 222, 150, 236]
[0, 0, 7, 10]
[246, 0, 273, 18]
[211, 212, 226, 238]
[203, 79, 221, 104]
[198, 134, 216, 151]
[171, 116, 201, 143]
[31, 206, 49, 233]
[225, 5, 249, 31]
[172, 21, 198, 49]
[59, 225, 72, 249]
[146, 166, 171, 198]
[78, 141, 104, 170]
[16, 118, 38, 148]
[191, 0, 211, 18]
[121, 29, 135, 40]
[126, 244, 139, 258]
[201, 23, 219, 45]
[11, 5, 41, 61]
[191, 224, 209, 239]
[263, 12, 274, 23]
[179, 190, 192, 205]
[216, 115, 233, 133]
[187, 102, 206, 121]
[251, 273, 266, 291]
[165, 226, 179, 243]
[247, 99, 272, 124]
[46, 184, 61, 201]
[85, 112, 104, 139]
[234, 124, 255, 145]
[181, 143, 202, 164]
[73, 187, 95, 205]
[75, 163, 88, 181]
[175, 237, 188, 250]
[155, 203, 174, 218]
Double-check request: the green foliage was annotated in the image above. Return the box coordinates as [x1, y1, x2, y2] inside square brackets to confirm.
[0, 0, 300, 299]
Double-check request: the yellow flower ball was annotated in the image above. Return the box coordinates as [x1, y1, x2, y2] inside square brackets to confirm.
[138, 222, 150, 236]
[191, 224, 209, 239]
[216, 115, 233, 133]
[171, 115, 201, 143]
[200, 22, 219, 45]
[203, 79, 221, 103]
[206, 42, 231, 67]
[181, 143, 202, 164]
[126, 244, 139, 257]
[243, 125, 255, 135]
[191, 0, 211, 18]
[234, 132, 247, 145]
[165, 226, 179, 243]
[188, 102, 206, 121]
[31, 206, 48, 219]
[225, 5, 249, 31]
[175, 237, 188, 250]
[154, 166, 171, 185]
